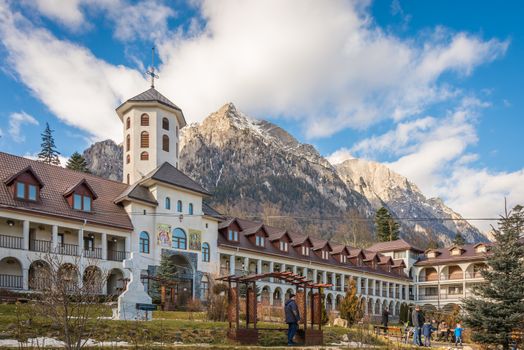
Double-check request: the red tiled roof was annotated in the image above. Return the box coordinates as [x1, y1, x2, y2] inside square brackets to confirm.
[0, 152, 133, 230]
[367, 239, 424, 253]
[218, 217, 410, 281]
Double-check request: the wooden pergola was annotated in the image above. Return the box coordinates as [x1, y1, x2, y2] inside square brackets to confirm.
[216, 271, 332, 345]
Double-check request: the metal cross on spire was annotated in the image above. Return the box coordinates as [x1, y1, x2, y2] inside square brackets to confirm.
[146, 46, 159, 88]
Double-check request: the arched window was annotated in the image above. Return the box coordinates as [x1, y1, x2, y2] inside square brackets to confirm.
[126, 154, 130, 164]
[165, 197, 171, 210]
[126, 117, 130, 129]
[202, 242, 210, 262]
[177, 200, 182, 213]
[141, 114, 149, 126]
[201, 275, 209, 299]
[139, 231, 150, 254]
[188, 203, 194, 215]
[140, 151, 149, 160]
[172, 228, 186, 250]
[140, 131, 149, 148]
[162, 117, 169, 130]
[126, 174, 130, 184]
[126, 134, 130, 152]
[162, 135, 169, 152]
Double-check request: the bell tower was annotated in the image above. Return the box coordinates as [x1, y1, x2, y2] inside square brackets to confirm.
[116, 87, 186, 185]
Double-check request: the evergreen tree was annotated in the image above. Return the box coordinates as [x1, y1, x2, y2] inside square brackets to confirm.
[452, 232, 466, 246]
[37, 123, 61, 165]
[339, 280, 363, 326]
[66, 152, 90, 173]
[151, 253, 178, 302]
[374, 207, 400, 242]
[463, 205, 524, 350]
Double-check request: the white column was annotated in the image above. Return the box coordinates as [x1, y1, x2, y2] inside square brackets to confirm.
[78, 229, 84, 256]
[229, 255, 235, 275]
[379, 281, 383, 297]
[257, 259, 262, 274]
[292, 265, 297, 274]
[331, 272, 336, 290]
[101, 232, 107, 260]
[269, 288, 274, 305]
[322, 271, 327, 284]
[341, 275, 346, 292]
[51, 225, 58, 250]
[281, 263, 287, 273]
[357, 276, 362, 294]
[22, 268, 29, 290]
[313, 269, 318, 283]
[243, 257, 249, 273]
[303, 267, 308, 279]
[22, 220, 30, 250]
[125, 236, 131, 253]
[392, 283, 396, 299]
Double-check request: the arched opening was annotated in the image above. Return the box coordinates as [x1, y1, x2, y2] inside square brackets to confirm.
[367, 298, 373, 315]
[107, 268, 125, 295]
[443, 265, 463, 280]
[326, 294, 333, 312]
[126, 154, 130, 164]
[126, 117, 130, 129]
[140, 113, 149, 126]
[162, 135, 169, 152]
[0, 257, 23, 289]
[395, 301, 400, 316]
[201, 275, 209, 300]
[162, 117, 169, 130]
[177, 200, 182, 213]
[126, 134, 130, 151]
[140, 151, 149, 160]
[467, 262, 488, 279]
[172, 228, 187, 250]
[83, 266, 103, 294]
[188, 203, 194, 215]
[419, 267, 438, 282]
[139, 231, 150, 254]
[285, 288, 295, 302]
[335, 294, 343, 311]
[163, 253, 194, 308]
[201, 242, 210, 262]
[388, 300, 394, 315]
[140, 131, 149, 148]
[165, 197, 171, 210]
[273, 287, 282, 307]
[58, 263, 79, 292]
[374, 299, 381, 315]
[29, 260, 50, 290]
[261, 286, 270, 305]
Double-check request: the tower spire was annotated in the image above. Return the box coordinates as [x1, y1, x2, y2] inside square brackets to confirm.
[146, 46, 159, 88]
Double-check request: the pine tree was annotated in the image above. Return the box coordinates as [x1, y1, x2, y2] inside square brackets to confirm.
[151, 253, 178, 302]
[463, 205, 524, 350]
[452, 232, 466, 246]
[374, 207, 400, 242]
[66, 152, 90, 173]
[37, 123, 61, 165]
[339, 280, 363, 326]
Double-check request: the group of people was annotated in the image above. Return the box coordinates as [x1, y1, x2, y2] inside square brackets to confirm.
[410, 305, 463, 347]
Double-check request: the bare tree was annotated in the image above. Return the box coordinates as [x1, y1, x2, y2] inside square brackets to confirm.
[29, 252, 112, 350]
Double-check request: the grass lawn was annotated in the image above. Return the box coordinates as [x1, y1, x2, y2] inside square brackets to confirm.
[0, 303, 395, 348]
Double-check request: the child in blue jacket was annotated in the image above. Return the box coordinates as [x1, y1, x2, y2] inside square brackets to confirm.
[422, 321, 436, 346]
[454, 322, 463, 346]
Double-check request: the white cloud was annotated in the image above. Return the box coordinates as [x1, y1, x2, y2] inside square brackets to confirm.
[326, 147, 354, 165]
[29, 0, 84, 29]
[23, 152, 69, 167]
[0, 3, 146, 141]
[8, 111, 39, 142]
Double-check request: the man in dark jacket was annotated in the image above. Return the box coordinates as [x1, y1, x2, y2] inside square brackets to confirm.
[411, 305, 425, 346]
[382, 307, 389, 333]
[284, 293, 300, 346]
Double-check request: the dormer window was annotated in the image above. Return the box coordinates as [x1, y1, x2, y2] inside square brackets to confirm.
[228, 230, 239, 241]
[301, 246, 310, 256]
[255, 236, 265, 247]
[451, 248, 462, 256]
[279, 241, 288, 252]
[475, 245, 487, 253]
[427, 251, 437, 258]
[321, 250, 329, 260]
[73, 194, 92, 212]
[15, 182, 39, 201]
[340, 255, 347, 263]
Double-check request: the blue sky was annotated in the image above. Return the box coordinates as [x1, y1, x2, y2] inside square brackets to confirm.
[0, 0, 522, 231]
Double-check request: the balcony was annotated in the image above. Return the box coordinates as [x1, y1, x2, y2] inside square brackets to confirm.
[56, 243, 78, 256]
[29, 239, 51, 253]
[83, 248, 102, 259]
[107, 250, 128, 262]
[418, 293, 464, 301]
[0, 234, 23, 249]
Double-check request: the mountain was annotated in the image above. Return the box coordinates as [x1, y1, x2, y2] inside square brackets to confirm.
[335, 159, 486, 244]
[83, 102, 486, 246]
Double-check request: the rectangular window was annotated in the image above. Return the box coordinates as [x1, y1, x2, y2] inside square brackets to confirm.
[279, 241, 288, 252]
[16, 182, 25, 199]
[73, 194, 82, 210]
[228, 230, 238, 241]
[256, 236, 265, 247]
[28, 185, 37, 201]
[84, 237, 94, 250]
[302, 246, 309, 256]
[83, 196, 91, 212]
[322, 251, 329, 260]
[393, 251, 406, 259]
[58, 233, 64, 246]
[341, 255, 347, 263]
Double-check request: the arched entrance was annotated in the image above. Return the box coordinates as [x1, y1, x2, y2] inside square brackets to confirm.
[261, 286, 270, 305]
[29, 260, 50, 290]
[107, 268, 125, 295]
[161, 253, 195, 308]
[83, 266, 103, 294]
[58, 263, 79, 292]
[273, 287, 282, 306]
[0, 257, 23, 289]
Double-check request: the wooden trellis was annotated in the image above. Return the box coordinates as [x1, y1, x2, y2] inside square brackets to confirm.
[216, 271, 332, 345]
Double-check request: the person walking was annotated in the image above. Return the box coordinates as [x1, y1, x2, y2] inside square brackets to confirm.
[382, 307, 389, 334]
[284, 293, 300, 346]
[411, 305, 424, 346]
[422, 320, 436, 347]
[454, 322, 463, 347]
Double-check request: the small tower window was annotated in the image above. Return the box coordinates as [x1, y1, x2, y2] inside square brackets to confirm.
[141, 114, 149, 126]
[176, 142, 179, 157]
[162, 117, 169, 130]
[176, 126, 179, 137]
[140, 131, 149, 148]
[162, 135, 169, 152]
[165, 197, 171, 210]
[126, 117, 130, 129]
[126, 134, 130, 152]
[188, 203, 194, 215]
[139, 231, 150, 254]
[126, 154, 130, 164]
[177, 200, 182, 213]
[126, 174, 130, 184]
[202, 243, 210, 262]
[140, 151, 149, 160]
